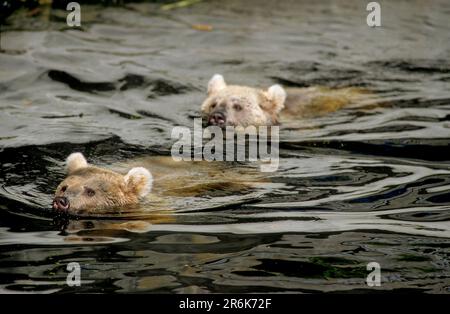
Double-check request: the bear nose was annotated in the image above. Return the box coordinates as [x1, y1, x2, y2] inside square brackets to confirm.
[209, 111, 226, 127]
[53, 196, 70, 211]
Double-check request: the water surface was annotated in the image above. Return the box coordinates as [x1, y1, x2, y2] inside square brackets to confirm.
[0, 0, 449, 293]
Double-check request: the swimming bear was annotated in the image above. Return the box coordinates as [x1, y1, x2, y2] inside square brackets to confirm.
[201, 74, 368, 127]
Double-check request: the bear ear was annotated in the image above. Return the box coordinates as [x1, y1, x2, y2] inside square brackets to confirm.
[264, 84, 286, 114]
[124, 167, 153, 199]
[66, 152, 88, 174]
[207, 74, 227, 95]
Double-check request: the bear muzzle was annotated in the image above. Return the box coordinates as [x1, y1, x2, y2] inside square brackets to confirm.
[52, 196, 70, 211]
[208, 111, 227, 127]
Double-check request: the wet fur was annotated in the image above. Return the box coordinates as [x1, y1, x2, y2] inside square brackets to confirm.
[201, 74, 369, 127]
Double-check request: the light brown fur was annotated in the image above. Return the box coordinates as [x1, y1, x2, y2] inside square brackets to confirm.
[55, 167, 140, 213]
[283, 86, 369, 118]
[54, 154, 269, 217]
[54, 153, 152, 215]
[201, 74, 286, 127]
[201, 74, 370, 127]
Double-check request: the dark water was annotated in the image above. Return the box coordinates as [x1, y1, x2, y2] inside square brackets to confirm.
[0, 0, 449, 293]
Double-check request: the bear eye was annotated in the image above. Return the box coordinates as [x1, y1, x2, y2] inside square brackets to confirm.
[61, 185, 67, 192]
[233, 104, 242, 111]
[210, 103, 216, 109]
[85, 187, 95, 197]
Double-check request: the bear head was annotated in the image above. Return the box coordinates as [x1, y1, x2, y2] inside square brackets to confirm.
[201, 74, 286, 128]
[52, 152, 152, 215]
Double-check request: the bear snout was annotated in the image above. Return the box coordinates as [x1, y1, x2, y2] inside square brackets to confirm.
[52, 196, 70, 211]
[208, 111, 227, 127]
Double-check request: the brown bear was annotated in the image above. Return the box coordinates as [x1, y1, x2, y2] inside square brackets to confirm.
[53, 152, 153, 215]
[201, 74, 368, 127]
[53, 152, 270, 216]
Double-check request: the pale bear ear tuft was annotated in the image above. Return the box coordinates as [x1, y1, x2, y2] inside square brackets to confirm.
[207, 74, 227, 95]
[266, 84, 286, 113]
[66, 152, 88, 174]
[124, 167, 153, 199]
